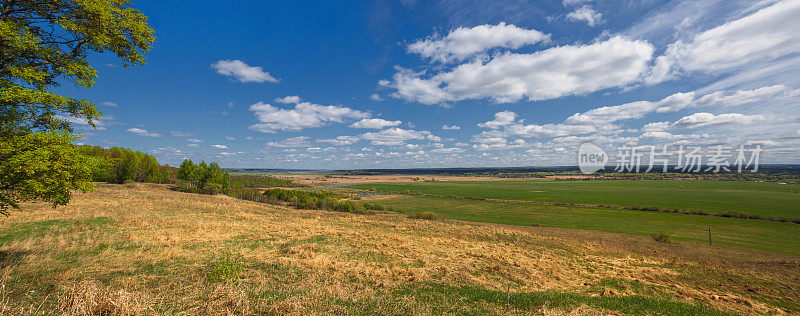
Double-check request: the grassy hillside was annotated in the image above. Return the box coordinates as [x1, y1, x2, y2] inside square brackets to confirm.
[349, 180, 800, 220]
[0, 184, 797, 314]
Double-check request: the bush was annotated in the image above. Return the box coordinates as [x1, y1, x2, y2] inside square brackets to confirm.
[651, 233, 672, 243]
[409, 212, 442, 220]
[206, 249, 245, 283]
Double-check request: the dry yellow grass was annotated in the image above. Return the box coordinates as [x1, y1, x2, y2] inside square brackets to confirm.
[0, 183, 797, 315]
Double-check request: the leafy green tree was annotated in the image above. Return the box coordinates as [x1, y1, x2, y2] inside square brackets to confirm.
[0, 0, 156, 211]
[0, 131, 93, 214]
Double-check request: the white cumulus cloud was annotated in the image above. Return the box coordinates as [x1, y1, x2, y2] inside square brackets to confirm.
[126, 128, 161, 137]
[477, 111, 517, 129]
[359, 128, 440, 146]
[317, 136, 361, 145]
[211, 59, 279, 83]
[275, 95, 301, 104]
[407, 22, 550, 64]
[249, 101, 371, 133]
[671, 113, 766, 129]
[566, 5, 603, 27]
[387, 36, 653, 104]
[349, 118, 402, 129]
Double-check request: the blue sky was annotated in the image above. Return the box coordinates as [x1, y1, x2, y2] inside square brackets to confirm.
[66, 0, 800, 169]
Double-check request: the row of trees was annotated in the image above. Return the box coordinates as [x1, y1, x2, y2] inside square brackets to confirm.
[77, 145, 174, 184]
[177, 160, 231, 195]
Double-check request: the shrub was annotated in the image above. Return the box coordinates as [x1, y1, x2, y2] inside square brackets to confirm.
[207, 249, 245, 283]
[651, 233, 672, 243]
[409, 212, 442, 220]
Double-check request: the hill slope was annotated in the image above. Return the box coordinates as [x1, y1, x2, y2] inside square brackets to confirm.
[0, 184, 797, 314]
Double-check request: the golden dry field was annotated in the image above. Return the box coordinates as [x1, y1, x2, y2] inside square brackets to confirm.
[0, 184, 797, 315]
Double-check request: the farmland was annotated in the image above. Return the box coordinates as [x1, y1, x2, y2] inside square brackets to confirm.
[340, 179, 800, 256]
[374, 195, 800, 256]
[349, 180, 800, 220]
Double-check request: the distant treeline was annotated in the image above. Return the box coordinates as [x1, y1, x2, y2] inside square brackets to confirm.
[77, 145, 174, 184]
[229, 187, 389, 214]
[266, 165, 800, 177]
[176, 162, 307, 195]
[580, 172, 799, 184]
[229, 174, 306, 188]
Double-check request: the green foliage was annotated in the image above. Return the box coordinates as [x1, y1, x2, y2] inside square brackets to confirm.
[229, 174, 305, 188]
[0, 0, 155, 212]
[206, 249, 245, 283]
[176, 160, 230, 195]
[0, 130, 94, 214]
[1, 0, 155, 135]
[408, 212, 442, 220]
[76, 145, 174, 184]
[235, 188, 390, 214]
[651, 233, 672, 243]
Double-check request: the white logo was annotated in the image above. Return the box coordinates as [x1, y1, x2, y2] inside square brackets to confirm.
[578, 143, 608, 174]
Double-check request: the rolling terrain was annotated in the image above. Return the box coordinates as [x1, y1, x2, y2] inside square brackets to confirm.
[0, 184, 798, 314]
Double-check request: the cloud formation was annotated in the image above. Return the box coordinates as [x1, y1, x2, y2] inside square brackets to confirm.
[646, 0, 800, 84]
[566, 5, 603, 26]
[349, 118, 402, 129]
[211, 59, 279, 83]
[671, 113, 766, 129]
[249, 101, 371, 133]
[275, 95, 301, 104]
[126, 128, 161, 137]
[266, 136, 312, 147]
[317, 136, 361, 145]
[360, 128, 440, 146]
[387, 36, 653, 104]
[407, 22, 550, 64]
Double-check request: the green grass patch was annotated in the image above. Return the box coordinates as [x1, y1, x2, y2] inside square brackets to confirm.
[0, 217, 115, 244]
[393, 282, 730, 315]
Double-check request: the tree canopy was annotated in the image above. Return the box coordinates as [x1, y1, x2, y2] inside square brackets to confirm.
[0, 0, 155, 212]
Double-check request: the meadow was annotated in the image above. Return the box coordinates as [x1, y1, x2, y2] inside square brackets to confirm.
[1, 184, 798, 314]
[349, 180, 800, 220]
[374, 195, 800, 256]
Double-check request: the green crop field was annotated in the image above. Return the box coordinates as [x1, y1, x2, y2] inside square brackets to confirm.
[378, 195, 800, 256]
[349, 180, 800, 220]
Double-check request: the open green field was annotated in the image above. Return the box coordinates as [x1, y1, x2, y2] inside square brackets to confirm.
[349, 180, 800, 220]
[376, 195, 800, 256]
